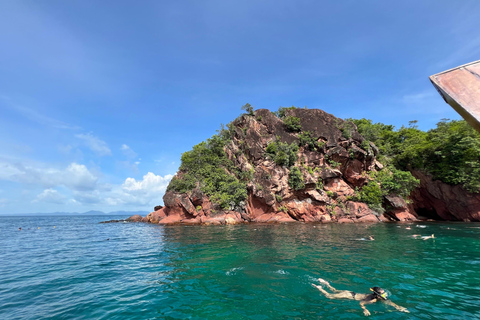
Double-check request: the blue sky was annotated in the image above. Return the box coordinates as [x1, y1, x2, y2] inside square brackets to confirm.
[1, 0, 479, 214]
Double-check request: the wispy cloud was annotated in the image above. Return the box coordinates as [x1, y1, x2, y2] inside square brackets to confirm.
[434, 35, 480, 70]
[75, 133, 111, 156]
[1, 95, 80, 130]
[120, 144, 138, 159]
[433, 4, 480, 70]
[402, 91, 436, 105]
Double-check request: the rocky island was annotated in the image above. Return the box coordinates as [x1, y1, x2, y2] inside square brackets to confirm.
[130, 105, 480, 224]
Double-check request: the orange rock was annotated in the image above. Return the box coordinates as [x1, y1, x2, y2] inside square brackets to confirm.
[324, 178, 354, 197]
[337, 218, 354, 223]
[158, 214, 182, 224]
[356, 214, 380, 223]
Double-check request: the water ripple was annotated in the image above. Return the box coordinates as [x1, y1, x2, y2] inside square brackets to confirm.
[1, 217, 480, 319]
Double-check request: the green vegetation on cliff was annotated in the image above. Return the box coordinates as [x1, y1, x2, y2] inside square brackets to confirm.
[167, 134, 247, 210]
[265, 140, 299, 167]
[353, 166, 420, 212]
[350, 118, 480, 193]
[288, 166, 305, 191]
[298, 131, 321, 151]
[284, 116, 302, 132]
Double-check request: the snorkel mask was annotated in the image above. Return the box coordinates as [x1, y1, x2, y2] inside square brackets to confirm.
[370, 287, 388, 300]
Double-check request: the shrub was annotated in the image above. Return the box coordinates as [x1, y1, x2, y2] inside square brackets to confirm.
[328, 159, 341, 169]
[349, 149, 355, 159]
[167, 175, 196, 193]
[326, 204, 336, 214]
[355, 182, 383, 207]
[265, 142, 277, 155]
[360, 140, 371, 152]
[340, 121, 355, 139]
[288, 166, 305, 190]
[274, 106, 296, 118]
[241, 103, 254, 116]
[275, 194, 283, 202]
[306, 166, 314, 175]
[375, 166, 419, 198]
[238, 168, 254, 182]
[298, 131, 318, 151]
[265, 141, 299, 167]
[316, 178, 324, 190]
[284, 116, 302, 132]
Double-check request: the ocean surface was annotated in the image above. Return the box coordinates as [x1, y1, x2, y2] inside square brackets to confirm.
[1, 216, 480, 320]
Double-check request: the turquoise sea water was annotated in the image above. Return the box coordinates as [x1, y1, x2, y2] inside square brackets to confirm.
[1, 216, 480, 319]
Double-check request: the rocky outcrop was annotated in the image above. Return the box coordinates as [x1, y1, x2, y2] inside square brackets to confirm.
[410, 170, 480, 221]
[136, 108, 417, 225]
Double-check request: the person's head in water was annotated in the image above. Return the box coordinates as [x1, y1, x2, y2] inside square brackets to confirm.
[370, 287, 388, 300]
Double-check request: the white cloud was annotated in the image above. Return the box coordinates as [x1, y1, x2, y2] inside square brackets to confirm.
[75, 133, 111, 156]
[123, 172, 172, 193]
[0, 156, 174, 210]
[34, 189, 67, 204]
[104, 172, 174, 206]
[0, 159, 98, 191]
[0, 198, 8, 207]
[64, 163, 98, 191]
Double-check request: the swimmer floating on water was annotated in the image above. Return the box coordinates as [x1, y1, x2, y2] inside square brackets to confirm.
[312, 278, 409, 316]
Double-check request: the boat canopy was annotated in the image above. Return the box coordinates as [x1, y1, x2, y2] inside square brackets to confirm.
[430, 60, 480, 133]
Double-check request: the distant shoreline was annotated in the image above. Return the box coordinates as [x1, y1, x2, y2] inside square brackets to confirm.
[0, 211, 149, 217]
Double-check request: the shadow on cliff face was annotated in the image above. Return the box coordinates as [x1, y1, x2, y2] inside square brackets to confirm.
[410, 170, 480, 221]
[415, 207, 443, 221]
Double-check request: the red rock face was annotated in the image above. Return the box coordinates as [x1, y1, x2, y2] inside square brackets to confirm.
[125, 214, 145, 222]
[410, 170, 480, 221]
[133, 108, 419, 225]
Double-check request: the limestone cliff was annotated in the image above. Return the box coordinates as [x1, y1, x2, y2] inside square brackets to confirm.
[141, 107, 418, 224]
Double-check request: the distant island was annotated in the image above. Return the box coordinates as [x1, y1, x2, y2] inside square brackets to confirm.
[1, 210, 149, 217]
[128, 105, 480, 225]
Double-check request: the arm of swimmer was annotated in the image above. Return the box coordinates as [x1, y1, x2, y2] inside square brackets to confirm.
[359, 301, 374, 316]
[384, 300, 409, 313]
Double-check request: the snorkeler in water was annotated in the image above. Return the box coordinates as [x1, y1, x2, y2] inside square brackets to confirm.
[312, 278, 409, 316]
